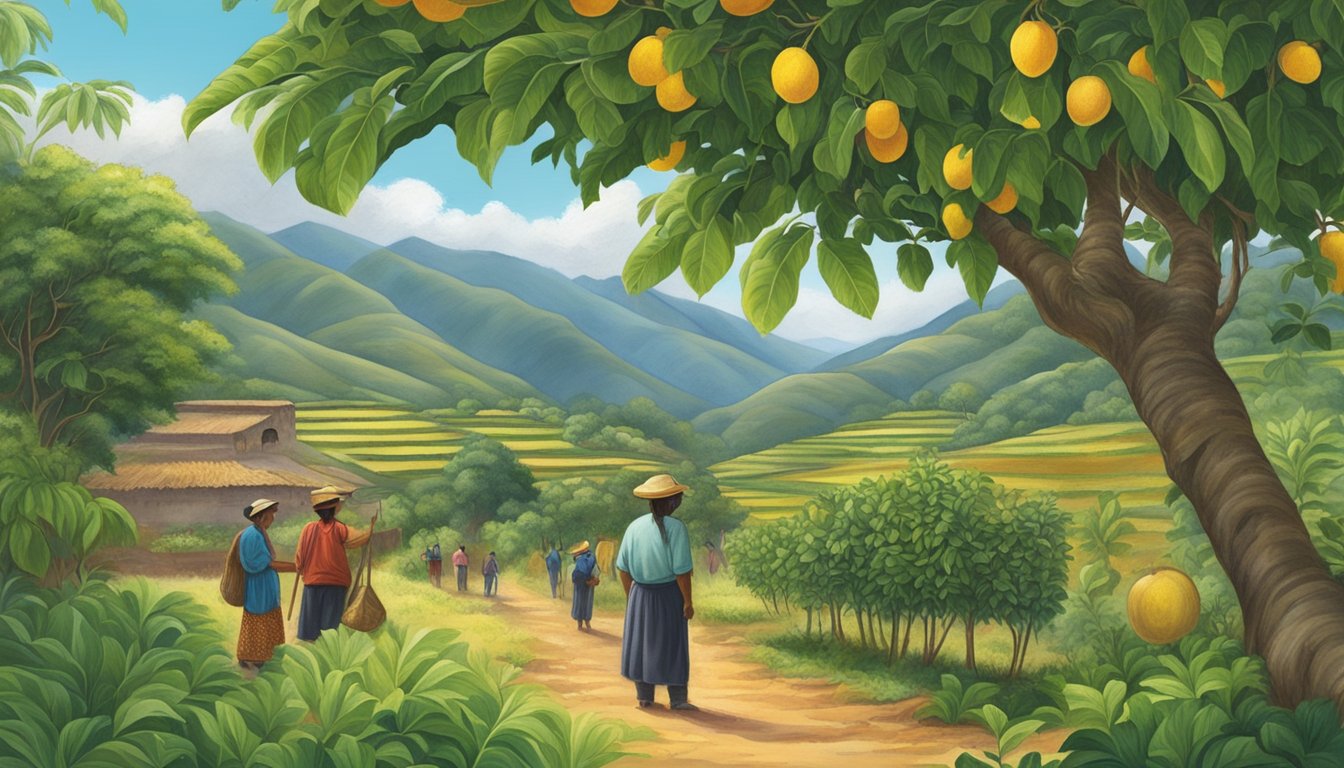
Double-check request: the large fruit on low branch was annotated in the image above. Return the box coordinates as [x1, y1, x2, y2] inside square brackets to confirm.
[1321, 231, 1344, 293]
[721, 0, 773, 15]
[865, 124, 907, 163]
[943, 144, 973, 190]
[628, 36, 670, 87]
[1279, 41, 1322, 84]
[571, 0, 619, 17]
[987, 183, 1018, 214]
[771, 47, 819, 104]
[1127, 46, 1156, 84]
[942, 203, 973, 240]
[1127, 567, 1201, 644]
[1010, 21, 1057, 78]
[1067, 76, 1111, 126]
[412, 0, 465, 21]
[865, 100, 901, 140]
[656, 72, 697, 112]
[647, 141, 687, 171]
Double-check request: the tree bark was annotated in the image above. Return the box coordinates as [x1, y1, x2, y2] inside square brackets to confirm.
[964, 613, 976, 672]
[976, 156, 1344, 709]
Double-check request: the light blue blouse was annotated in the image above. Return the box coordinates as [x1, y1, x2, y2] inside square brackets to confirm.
[615, 513, 693, 585]
[239, 525, 281, 615]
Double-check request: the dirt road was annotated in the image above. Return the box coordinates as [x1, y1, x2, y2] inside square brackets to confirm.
[491, 584, 1065, 768]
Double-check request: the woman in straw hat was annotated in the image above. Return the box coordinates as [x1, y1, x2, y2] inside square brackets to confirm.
[615, 473, 697, 710]
[294, 486, 377, 641]
[237, 499, 295, 669]
[570, 540, 599, 630]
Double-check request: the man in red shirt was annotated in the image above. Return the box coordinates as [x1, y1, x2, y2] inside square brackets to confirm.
[452, 545, 469, 592]
[294, 486, 376, 641]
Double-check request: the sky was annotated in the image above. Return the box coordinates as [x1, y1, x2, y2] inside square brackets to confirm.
[34, 0, 1011, 346]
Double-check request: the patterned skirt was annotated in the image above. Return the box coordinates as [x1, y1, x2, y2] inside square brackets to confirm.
[237, 608, 285, 664]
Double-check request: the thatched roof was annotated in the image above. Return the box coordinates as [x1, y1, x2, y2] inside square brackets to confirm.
[84, 461, 326, 491]
[144, 412, 272, 436]
[178, 400, 293, 408]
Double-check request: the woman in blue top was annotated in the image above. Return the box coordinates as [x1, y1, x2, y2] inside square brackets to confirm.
[616, 474, 696, 711]
[571, 541, 599, 630]
[236, 498, 295, 670]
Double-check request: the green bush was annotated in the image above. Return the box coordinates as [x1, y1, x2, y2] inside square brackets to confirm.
[0, 572, 643, 767]
[916, 674, 1001, 725]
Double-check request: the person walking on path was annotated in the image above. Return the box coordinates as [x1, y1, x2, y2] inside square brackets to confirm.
[483, 551, 500, 596]
[616, 473, 697, 711]
[545, 545, 563, 599]
[427, 543, 443, 588]
[294, 486, 377, 642]
[452, 545, 469, 591]
[571, 541, 598, 631]
[236, 499, 294, 670]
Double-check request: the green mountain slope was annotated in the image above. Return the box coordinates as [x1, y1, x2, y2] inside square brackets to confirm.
[269, 222, 381, 272]
[347, 249, 709, 417]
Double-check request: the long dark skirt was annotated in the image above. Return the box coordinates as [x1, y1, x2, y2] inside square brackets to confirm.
[297, 584, 347, 641]
[621, 580, 689, 686]
[571, 579, 595, 621]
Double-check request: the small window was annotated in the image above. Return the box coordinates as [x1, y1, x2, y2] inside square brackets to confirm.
[262, 428, 279, 445]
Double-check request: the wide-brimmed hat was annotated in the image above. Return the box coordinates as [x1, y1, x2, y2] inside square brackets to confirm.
[244, 498, 278, 520]
[633, 474, 690, 499]
[569, 540, 591, 555]
[310, 485, 351, 507]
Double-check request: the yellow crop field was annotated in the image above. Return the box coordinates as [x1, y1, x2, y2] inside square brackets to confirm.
[357, 459, 454, 473]
[299, 432, 460, 443]
[341, 445, 465, 457]
[296, 408, 414, 420]
[296, 419, 442, 432]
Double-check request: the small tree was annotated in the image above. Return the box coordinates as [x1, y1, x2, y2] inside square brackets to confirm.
[397, 435, 539, 536]
[1076, 492, 1139, 592]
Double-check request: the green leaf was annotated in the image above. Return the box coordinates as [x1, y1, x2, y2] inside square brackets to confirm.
[664, 21, 723, 73]
[296, 85, 393, 215]
[1179, 18, 1228, 80]
[1187, 90, 1254, 178]
[1166, 99, 1225, 193]
[623, 225, 684, 294]
[845, 38, 886, 92]
[588, 10, 643, 57]
[971, 129, 1015, 200]
[1094, 60, 1170, 168]
[253, 72, 360, 183]
[817, 237, 879, 318]
[563, 72, 622, 145]
[680, 217, 734, 297]
[742, 224, 813, 333]
[949, 237, 998, 306]
[1146, 0, 1189, 50]
[1303, 323, 1333, 350]
[777, 99, 822, 152]
[184, 31, 308, 136]
[898, 242, 934, 291]
[9, 520, 49, 577]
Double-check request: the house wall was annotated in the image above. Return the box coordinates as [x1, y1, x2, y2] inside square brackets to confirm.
[105, 486, 314, 529]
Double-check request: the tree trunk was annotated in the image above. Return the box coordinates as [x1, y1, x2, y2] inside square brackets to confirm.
[964, 613, 976, 672]
[976, 156, 1344, 709]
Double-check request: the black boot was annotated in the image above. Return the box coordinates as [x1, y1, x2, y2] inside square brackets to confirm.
[669, 685, 696, 711]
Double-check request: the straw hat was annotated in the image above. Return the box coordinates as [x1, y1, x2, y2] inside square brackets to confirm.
[569, 540, 591, 555]
[244, 498, 278, 520]
[310, 485, 351, 507]
[633, 473, 690, 499]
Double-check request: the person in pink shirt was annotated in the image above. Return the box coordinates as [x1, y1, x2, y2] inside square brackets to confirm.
[452, 544, 469, 591]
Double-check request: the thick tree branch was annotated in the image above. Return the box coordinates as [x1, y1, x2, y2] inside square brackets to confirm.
[1213, 219, 1248, 332]
[1118, 165, 1218, 303]
[974, 209, 1080, 337]
[1073, 156, 1153, 291]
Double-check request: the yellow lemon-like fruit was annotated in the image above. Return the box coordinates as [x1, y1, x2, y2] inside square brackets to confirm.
[628, 36, 669, 87]
[771, 47, 820, 104]
[1127, 568, 1201, 645]
[571, 0, 619, 16]
[656, 72, 697, 112]
[1206, 79, 1226, 98]
[865, 100, 901, 140]
[1128, 46, 1156, 84]
[721, 0, 773, 16]
[1067, 76, 1112, 126]
[1279, 41, 1322, 84]
[373, 0, 411, 6]
[943, 144, 973, 191]
[987, 182, 1018, 214]
[865, 124, 908, 163]
[1019, 115, 1041, 130]
[1010, 21, 1057, 78]
[1321, 231, 1344, 293]
[647, 141, 687, 172]
[943, 203, 973, 240]
[413, 0, 465, 22]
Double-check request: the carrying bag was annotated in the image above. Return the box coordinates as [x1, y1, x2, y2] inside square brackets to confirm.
[341, 515, 385, 632]
[586, 575, 601, 587]
[220, 531, 246, 607]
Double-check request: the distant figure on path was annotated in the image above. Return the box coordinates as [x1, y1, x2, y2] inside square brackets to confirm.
[430, 543, 443, 588]
[453, 545, 469, 591]
[545, 545, 563, 598]
[571, 541, 598, 630]
[617, 474, 696, 711]
[483, 551, 500, 596]
[236, 499, 294, 670]
[294, 487, 377, 641]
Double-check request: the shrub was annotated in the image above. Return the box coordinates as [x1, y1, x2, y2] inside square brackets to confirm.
[916, 674, 1001, 725]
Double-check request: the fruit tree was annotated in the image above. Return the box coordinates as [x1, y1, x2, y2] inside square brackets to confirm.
[192, 0, 1344, 708]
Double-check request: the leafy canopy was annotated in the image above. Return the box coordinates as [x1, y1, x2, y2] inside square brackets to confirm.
[196, 0, 1344, 330]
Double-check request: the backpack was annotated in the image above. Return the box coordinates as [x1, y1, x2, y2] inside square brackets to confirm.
[219, 531, 246, 607]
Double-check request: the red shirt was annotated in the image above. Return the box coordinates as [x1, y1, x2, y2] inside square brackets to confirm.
[296, 520, 352, 587]
[452, 549, 468, 567]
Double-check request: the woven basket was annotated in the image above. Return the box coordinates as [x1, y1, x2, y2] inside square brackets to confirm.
[341, 514, 386, 632]
[219, 531, 245, 607]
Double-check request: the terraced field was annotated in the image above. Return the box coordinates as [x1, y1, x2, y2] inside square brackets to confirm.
[296, 403, 666, 481]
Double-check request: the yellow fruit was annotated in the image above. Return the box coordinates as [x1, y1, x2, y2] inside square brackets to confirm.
[655, 26, 672, 39]
[865, 124, 908, 163]
[1019, 116, 1041, 130]
[571, 0, 619, 16]
[412, 0, 465, 22]
[987, 182, 1018, 214]
[1127, 568, 1201, 645]
[1206, 79, 1226, 98]
[1321, 231, 1344, 293]
[771, 47, 820, 104]
[1067, 76, 1112, 126]
[628, 36, 669, 87]
[373, 0, 411, 6]
[865, 100, 901, 140]
[647, 140, 687, 171]
[943, 203, 973, 240]
[721, 0, 773, 15]
[1128, 46, 1156, 84]
[1279, 41, 1322, 84]
[943, 144, 973, 191]
[1010, 21, 1057, 78]
[656, 72, 697, 112]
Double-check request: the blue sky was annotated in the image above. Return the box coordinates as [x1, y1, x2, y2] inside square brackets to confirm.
[37, 0, 998, 345]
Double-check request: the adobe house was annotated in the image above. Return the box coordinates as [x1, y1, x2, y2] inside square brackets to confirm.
[82, 400, 361, 529]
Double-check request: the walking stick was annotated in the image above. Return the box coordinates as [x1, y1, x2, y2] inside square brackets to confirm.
[287, 565, 302, 621]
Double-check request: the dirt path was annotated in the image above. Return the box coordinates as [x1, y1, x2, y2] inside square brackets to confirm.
[487, 583, 1065, 768]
